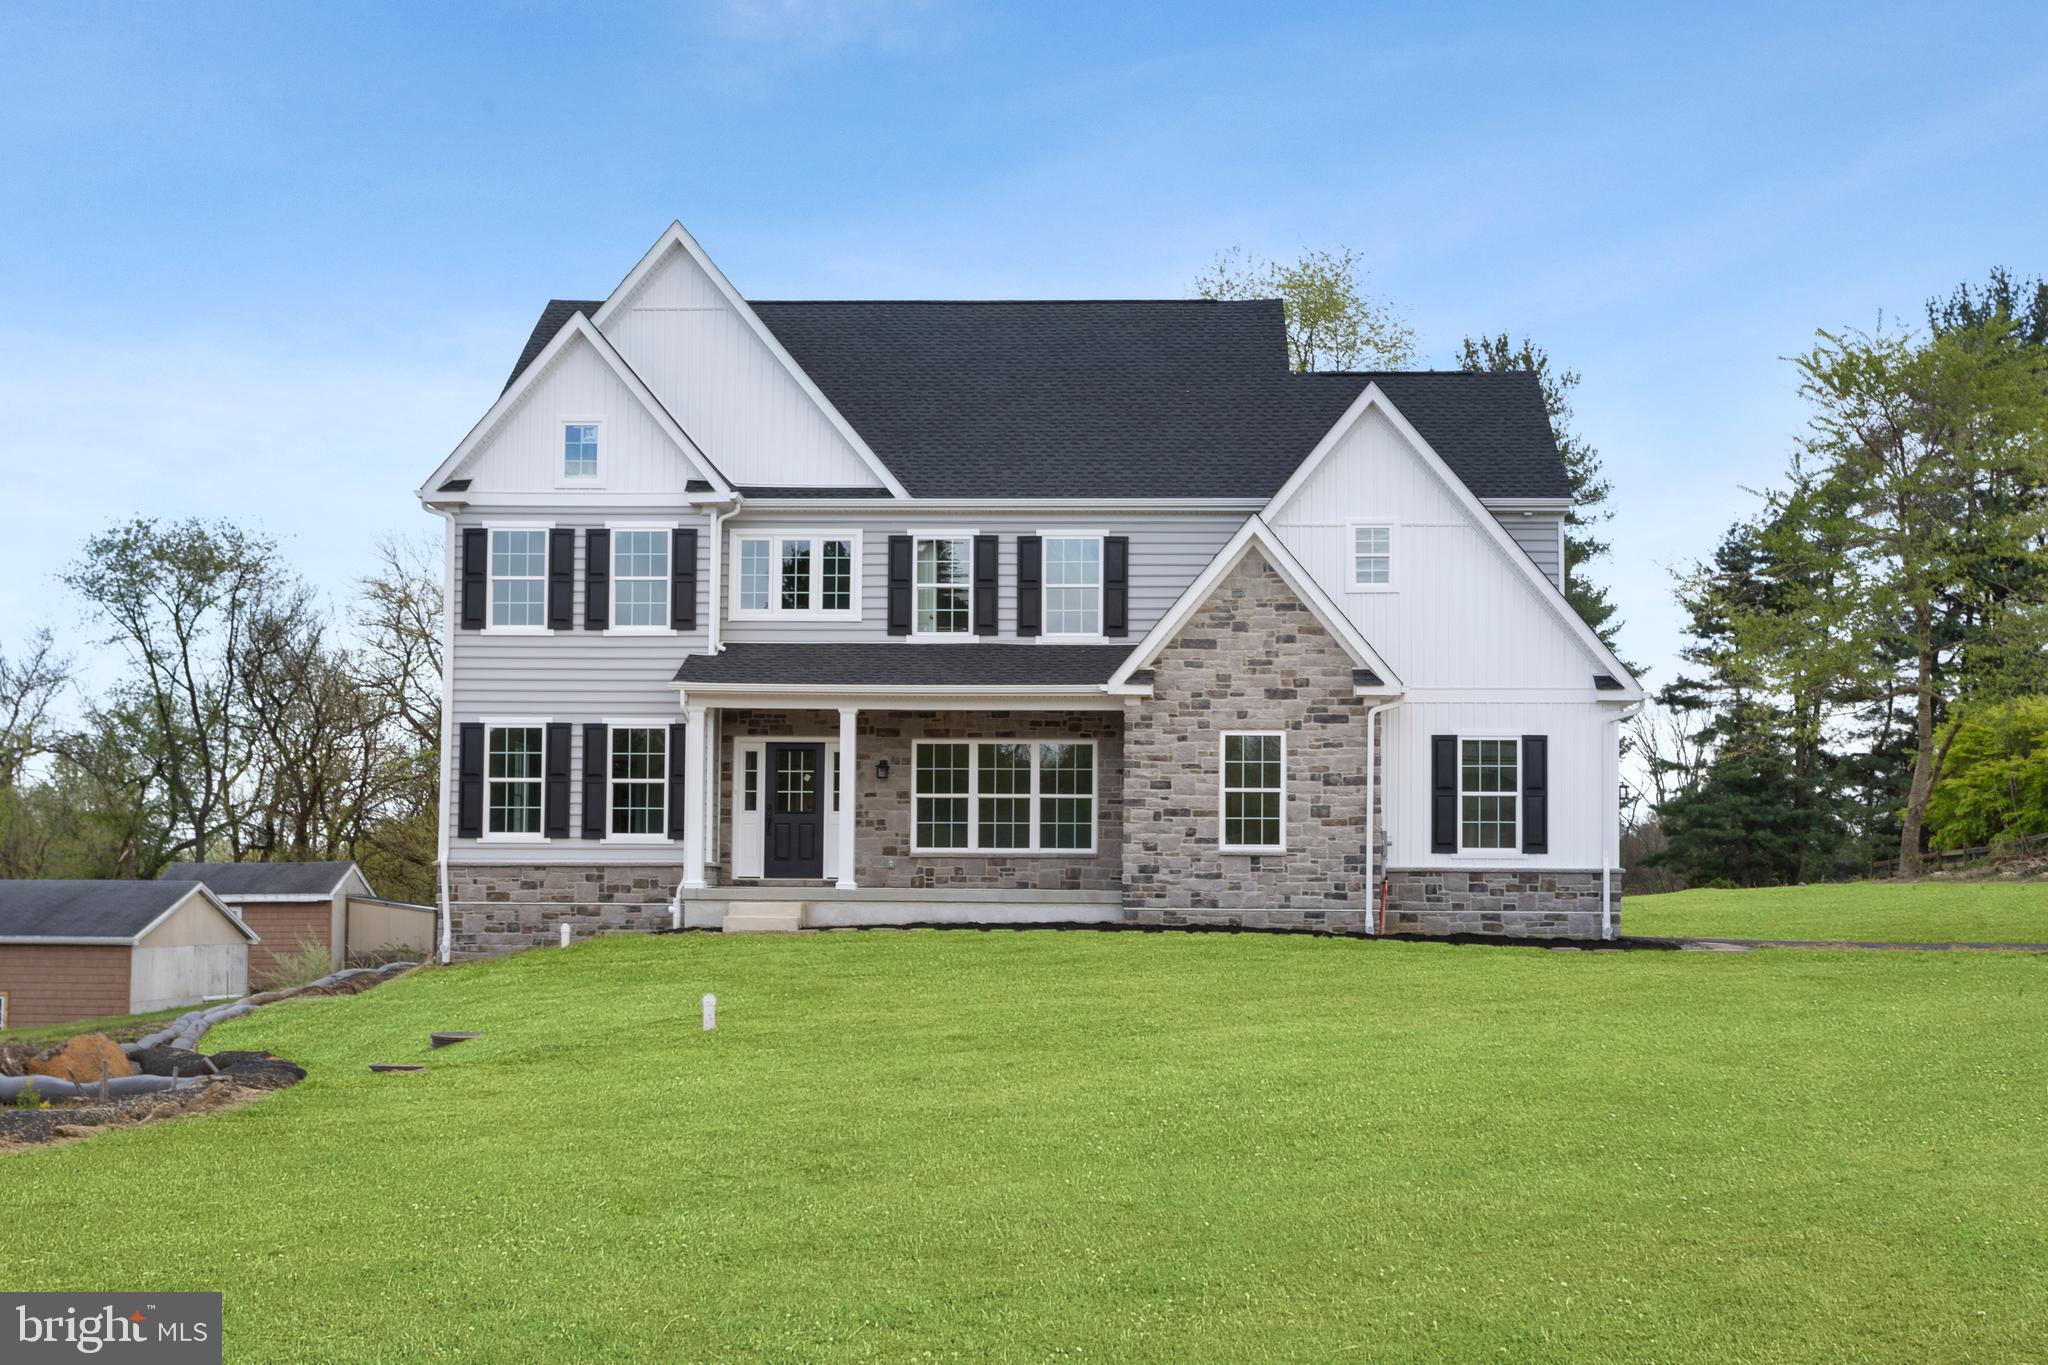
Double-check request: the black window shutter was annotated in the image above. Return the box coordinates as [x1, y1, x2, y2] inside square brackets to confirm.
[973, 534, 999, 636]
[1017, 535, 1042, 638]
[1104, 536, 1130, 637]
[667, 722, 689, 839]
[582, 724, 608, 840]
[1431, 735, 1458, 854]
[548, 528, 575, 630]
[460, 528, 487, 630]
[544, 723, 571, 838]
[886, 535, 913, 636]
[457, 722, 484, 838]
[672, 528, 698, 631]
[1521, 735, 1549, 854]
[584, 529, 610, 630]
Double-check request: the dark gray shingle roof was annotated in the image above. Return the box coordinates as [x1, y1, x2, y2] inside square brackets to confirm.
[505, 299, 1569, 501]
[161, 861, 357, 898]
[0, 880, 218, 941]
[675, 643, 1135, 688]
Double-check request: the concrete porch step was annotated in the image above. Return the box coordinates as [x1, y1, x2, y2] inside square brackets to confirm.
[722, 901, 805, 933]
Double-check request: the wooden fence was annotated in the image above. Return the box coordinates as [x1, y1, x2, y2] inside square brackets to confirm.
[1869, 830, 2048, 880]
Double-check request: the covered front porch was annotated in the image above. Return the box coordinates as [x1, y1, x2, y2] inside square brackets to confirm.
[671, 644, 1136, 929]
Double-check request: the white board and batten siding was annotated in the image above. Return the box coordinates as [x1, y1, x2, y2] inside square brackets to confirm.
[597, 241, 883, 490]
[449, 331, 711, 495]
[1268, 403, 1623, 871]
[721, 509, 1245, 644]
[448, 511, 712, 864]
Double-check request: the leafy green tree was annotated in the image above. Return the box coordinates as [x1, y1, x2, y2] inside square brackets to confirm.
[1196, 246, 1416, 371]
[1647, 710, 1831, 887]
[1455, 334, 1625, 657]
[1923, 696, 2048, 851]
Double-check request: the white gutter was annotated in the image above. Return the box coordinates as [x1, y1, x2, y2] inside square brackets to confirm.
[1362, 699, 1403, 933]
[1604, 701, 1645, 939]
[435, 509, 457, 964]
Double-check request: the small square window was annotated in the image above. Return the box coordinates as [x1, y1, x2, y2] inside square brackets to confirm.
[563, 424, 599, 480]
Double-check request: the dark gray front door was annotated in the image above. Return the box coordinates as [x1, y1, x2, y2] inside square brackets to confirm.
[764, 743, 825, 879]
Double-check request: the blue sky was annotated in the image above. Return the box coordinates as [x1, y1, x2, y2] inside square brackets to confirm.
[4, 0, 2045, 698]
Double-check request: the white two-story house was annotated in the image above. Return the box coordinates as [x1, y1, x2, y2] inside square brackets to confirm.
[418, 222, 1643, 957]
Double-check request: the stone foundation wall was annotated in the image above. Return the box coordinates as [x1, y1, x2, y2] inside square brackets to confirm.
[1122, 547, 1371, 916]
[1380, 869, 1620, 939]
[444, 864, 680, 957]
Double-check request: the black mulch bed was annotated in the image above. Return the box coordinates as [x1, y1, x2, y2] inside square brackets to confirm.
[1, 1050, 306, 1151]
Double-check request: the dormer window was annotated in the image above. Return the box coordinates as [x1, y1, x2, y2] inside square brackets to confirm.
[562, 422, 599, 481]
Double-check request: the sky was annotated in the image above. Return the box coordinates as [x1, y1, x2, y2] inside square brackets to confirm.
[3, 0, 2046, 704]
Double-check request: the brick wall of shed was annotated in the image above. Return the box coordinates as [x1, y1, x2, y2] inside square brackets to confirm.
[236, 901, 333, 987]
[0, 944, 132, 1030]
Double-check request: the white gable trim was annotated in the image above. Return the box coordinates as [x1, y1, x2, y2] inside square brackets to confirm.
[1107, 516, 1401, 692]
[1264, 383, 1643, 700]
[417, 311, 734, 499]
[591, 222, 910, 499]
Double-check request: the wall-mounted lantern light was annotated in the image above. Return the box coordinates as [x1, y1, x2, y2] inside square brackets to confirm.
[876, 758, 891, 781]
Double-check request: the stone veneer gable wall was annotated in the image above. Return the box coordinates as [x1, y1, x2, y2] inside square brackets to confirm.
[1121, 547, 1371, 929]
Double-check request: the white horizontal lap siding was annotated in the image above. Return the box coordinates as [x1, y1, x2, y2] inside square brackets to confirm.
[1496, 513, 1563, 589]
[448, 511, 707, 863]
[454, 333, 706, 495]
[598, 245, 882, 490]
[720, 510, 1245, 643]
[1269, 407, 1594, 690]
[1382, 700, 1612, 869]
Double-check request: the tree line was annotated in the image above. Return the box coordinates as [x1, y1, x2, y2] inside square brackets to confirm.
[0, 523, 443, 903]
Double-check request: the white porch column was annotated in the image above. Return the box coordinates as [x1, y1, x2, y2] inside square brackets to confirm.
[836, 706, 859, 889]
[682, 702, 708, 890]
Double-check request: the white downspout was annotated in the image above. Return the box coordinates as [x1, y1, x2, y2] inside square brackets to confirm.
[706, 498, 740, 654]
[1362, 699, 1402, 935]
[1604, 701, 1645, 940]
[435, 509, 458, 965]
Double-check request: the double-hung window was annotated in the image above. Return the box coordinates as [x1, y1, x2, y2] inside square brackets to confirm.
[1221, 732, 1284, 852]
[1042, 535, 1103, 636]
[913, 740, 1096, 853]
[1351, 524, 1393, 589]
[486, 725, 544, 835]
[732, 531, 859, 617]
[1459, 738, 1519, 851]
[609, 726, 666, 836]
[562, 422, 599, 481]
[915, 536, 972, 635]
[612, 529, 670, 629]
[489, 529, 547, 628]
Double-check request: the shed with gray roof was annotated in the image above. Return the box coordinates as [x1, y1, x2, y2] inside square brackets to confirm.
[0, 880, 255, 1031]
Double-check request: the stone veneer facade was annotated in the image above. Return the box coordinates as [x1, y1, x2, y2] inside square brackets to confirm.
[445, 865, 679, 957]
[1120, 548, 1372, 929]
[1380, 869, 1621, 939]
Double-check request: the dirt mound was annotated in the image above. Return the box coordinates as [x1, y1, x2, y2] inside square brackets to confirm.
[27, 1034, 134, 1084]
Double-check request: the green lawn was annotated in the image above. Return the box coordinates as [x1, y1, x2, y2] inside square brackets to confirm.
[5, 931, 2046, 1362]
[1627, 880, 2048, 943]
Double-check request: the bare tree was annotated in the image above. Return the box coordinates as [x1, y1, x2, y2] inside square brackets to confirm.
[0, 629, 69, 790]
[351, 533, 443, 749]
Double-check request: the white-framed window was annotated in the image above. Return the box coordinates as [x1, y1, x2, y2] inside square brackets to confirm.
[1220, 731, 1285, 852]
[1459, 737, 1519, 852]
[612, 528, 670, 630]
[1041, 533, 1103, 636]
[561, 421, 600, 482]
[485, 724, 545, 837]
[729, 530, 860, 618]
[488, 528, 548, 629]
[912, 740, 1097, 853]
[914, 535, 973, 636]
[1350, 523, 1394, 589]
[608, 725, 667, 838]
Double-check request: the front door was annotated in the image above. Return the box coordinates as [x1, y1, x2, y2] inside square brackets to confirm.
[763, 743, 826, 879]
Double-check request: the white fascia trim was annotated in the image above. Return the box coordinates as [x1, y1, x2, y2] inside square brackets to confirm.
[416, 311, 734, 499]
[1106, 515, 1401, 691]
[441, 492, 738, 513]
[1263, 383, 1643, 702]
[737, 497, 1268, 512]
[590, 222, 909, 499]
[673, 682, 1123, 712]
[1481, 497, 1574, 513]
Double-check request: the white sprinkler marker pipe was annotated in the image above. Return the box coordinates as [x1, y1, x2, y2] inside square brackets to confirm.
[559, 924, 571, 948]
[702, 994, 717, 1030]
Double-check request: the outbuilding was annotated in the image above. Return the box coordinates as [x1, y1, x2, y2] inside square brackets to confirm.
[0, 881, 257, 1030]
[161, 862, 436, 986]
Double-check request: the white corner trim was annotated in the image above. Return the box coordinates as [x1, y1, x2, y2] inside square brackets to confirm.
[1262, 382, 1641, 700]
[417, 311, 733, 499]
[588, 221, 909, 499]
[1106, 515, 1400, 691]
